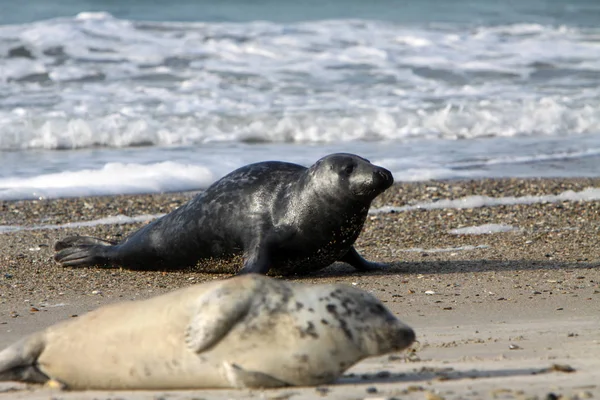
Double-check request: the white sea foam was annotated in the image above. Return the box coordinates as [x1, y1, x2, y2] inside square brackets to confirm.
[0, 162, 213, 201]
[449, 224, 519, 235]
[399, 245, 489, 253]
[0, 214, 162, 234]
[390, 167, 484, 182]
[370, 187, 600, 213]
[1, 148, 598, 201]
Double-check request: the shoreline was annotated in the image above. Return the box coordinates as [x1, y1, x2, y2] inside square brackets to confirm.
[1, 176, 599, 399]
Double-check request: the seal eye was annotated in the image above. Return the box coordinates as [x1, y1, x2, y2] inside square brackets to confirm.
[344, 165, 355, 175]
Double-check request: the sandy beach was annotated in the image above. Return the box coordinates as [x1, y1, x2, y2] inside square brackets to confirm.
[1, 177, 599, 399]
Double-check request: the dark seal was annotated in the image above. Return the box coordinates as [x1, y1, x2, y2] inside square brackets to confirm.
[54, 153, 394, 275]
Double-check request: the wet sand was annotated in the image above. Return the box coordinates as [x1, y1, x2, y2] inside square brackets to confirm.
[1, 177, 599, 399]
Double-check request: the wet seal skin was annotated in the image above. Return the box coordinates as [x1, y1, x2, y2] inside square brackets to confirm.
[54, 153, 394, 275]
[0, 274, 415, 390]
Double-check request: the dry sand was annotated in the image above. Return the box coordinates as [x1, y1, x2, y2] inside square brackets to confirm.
[1, 177, 599, 400]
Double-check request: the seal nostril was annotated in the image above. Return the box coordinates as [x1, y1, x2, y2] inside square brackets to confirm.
[376, 169, 393, 186]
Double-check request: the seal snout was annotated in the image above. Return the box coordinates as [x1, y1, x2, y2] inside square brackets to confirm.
[368, 319, 416, 356]
[387, 320, 416, 351]
[399, 326, 416, 347]
[374, 166, 394, 190]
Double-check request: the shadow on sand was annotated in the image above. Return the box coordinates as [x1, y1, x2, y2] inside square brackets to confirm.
[335, 363, 571, 386]
[297, 259, 599, 280]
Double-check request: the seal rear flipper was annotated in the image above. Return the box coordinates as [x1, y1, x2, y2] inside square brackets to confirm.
[0, 335, 49, 384]
[0, 365, 49, 383]
[54, 235, 117, 251]
[54, 244, 115, 267]
[223, 362, 289, 388]
[54, 235, 117, 267]
[340, 246, 389, 272]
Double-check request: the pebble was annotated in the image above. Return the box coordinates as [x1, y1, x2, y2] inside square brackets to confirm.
[424, 391, 445, 400]
[549, 364, 576, 373]
[577, 391, 594, 399]
[315, 387, 330, 395]
[268, 393, 296, 400]
[363, 398, 395, 400]
[45, 379, 66, 390]
[375, 371, 391, 378]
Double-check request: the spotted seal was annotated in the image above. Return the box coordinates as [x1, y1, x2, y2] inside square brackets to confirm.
[54, 153, 394, 275]
[0, 274, 415, 390]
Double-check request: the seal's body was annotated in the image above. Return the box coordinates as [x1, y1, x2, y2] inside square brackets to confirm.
[54, 153, 394, 275]
[0, 274, 415, 390]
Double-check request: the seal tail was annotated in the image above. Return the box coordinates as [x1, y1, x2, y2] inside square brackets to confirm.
[0, 334, 49, 383]
[54, 235, 117, 267]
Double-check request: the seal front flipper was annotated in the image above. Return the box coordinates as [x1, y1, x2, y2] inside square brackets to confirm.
[236, 232, 283, 275]
[237, 250, 271, 275]
[222, 362, 289, 388]
[0, 334, 49, 384]
[340, 246, 389, 272]
[185, 283, 255, 352]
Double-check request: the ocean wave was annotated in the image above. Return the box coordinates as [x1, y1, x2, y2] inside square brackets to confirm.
[1, 13, 600, 150]
[1, 97, 599, 150]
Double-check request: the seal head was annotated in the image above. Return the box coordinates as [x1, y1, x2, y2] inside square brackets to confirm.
[309, 153, 393, 201]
